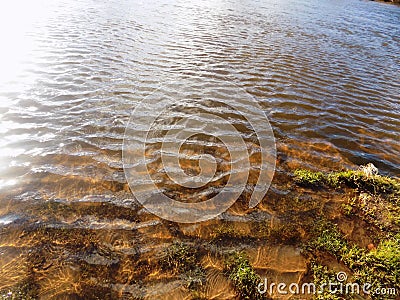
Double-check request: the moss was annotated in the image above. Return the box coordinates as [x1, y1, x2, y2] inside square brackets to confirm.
[210, 222, 262, 246]
[368, 234, 400, 278]
[209, 218, 303, 247]
[160, 242, 198, 274]
[211, 224, 241, 241]
[159, 242, 207, 295]
[305, 220, 399, 299]
[341, 203, 354, 216]
[310, 263, 349, 300]
[181, 267, 206, 290]
[294, 167, 400, 202]
[295, 167, 399, 236]
[307, 220, 365, 268]
[343, 193, 400, 232]
[294, 169, 325, 187]
[327, 170, 400, 197]
[224, 252, 265, 300]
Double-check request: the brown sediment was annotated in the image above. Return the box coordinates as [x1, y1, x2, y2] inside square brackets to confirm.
[1, 162, 399, 299]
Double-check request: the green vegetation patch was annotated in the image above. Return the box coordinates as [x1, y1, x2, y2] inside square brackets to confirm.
[294, 167, 400, 201]
[342, 192, 400, 232]
[210, 223, 247, 242]
[294, 165, 400, 234]
[310, 263, 348, 300]
[210, 219, 303, 246]
[304, 220, 399, 299]
[327, 170, 400, 197]
[159, 242, 206, 293]
[160, 242, 198, 273]
[295, 166, 400, 235]
[224, 252, 265, 300]
[293, 169, 326, 187]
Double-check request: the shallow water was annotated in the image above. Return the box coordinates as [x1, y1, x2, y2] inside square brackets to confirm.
[0, 0, 399, 298]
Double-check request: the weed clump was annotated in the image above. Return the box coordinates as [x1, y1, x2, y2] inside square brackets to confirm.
[295, 165, 400, 233]
[224, 252, 265, 300]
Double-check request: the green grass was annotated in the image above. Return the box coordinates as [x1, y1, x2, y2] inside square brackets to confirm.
[305, 220, 399, 299]
[294, 168, 400, 202]
[224, 252, 265, 300]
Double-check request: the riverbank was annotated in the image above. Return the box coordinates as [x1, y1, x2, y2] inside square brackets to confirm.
[1, 163, 398, 299]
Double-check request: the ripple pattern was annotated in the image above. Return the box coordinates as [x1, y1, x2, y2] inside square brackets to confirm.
[0, 0, 399, 298]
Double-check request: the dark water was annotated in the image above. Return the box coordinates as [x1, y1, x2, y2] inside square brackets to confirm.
[0, 0, 399, 298]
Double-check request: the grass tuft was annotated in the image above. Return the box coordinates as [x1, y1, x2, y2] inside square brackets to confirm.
[224, 252, 265, 300]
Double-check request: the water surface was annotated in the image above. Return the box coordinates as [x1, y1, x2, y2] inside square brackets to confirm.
[0, 0, 399, 298]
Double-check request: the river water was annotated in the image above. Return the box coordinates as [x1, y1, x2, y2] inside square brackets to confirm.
[0, 0, 399, 299]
